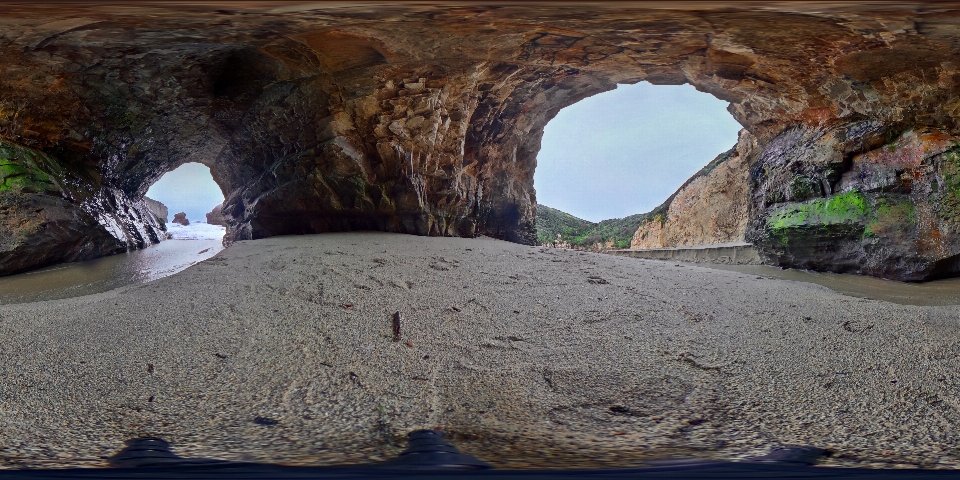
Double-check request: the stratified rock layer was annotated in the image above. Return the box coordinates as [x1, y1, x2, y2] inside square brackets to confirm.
[5, 3, 960, 278]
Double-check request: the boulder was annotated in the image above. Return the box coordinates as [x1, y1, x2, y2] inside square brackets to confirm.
[205, 203, 226, 226]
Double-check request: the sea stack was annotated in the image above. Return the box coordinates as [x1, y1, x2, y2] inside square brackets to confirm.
[205, 203, 227, 227]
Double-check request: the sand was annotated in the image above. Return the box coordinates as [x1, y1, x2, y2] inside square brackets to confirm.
[1, 232, 959, 470]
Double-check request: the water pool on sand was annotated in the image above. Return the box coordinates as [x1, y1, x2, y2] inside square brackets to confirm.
[0, 237, 224, 304]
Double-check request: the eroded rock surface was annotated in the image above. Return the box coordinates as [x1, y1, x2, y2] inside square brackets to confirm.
[172, 212, 189, 226]
[0, 141, 165, 275]
[4, 3, 960, 278]
[749, 128, 960, 280]
[205, 203, 226, 227]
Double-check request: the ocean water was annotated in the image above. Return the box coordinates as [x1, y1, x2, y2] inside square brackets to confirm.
[166, 222, 227, 240]
[0, 223, 226, 304]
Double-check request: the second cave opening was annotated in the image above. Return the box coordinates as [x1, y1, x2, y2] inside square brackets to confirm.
[533, 81, 742, 249]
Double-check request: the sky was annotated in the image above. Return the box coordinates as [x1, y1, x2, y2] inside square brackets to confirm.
[534, 81, 743, 222]
[145, 162, 224, 224]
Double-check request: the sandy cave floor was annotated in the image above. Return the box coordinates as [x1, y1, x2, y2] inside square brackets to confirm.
[1, 232, 960, 470]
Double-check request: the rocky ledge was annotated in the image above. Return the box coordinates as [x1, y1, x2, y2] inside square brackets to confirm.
[4, 2, 960, 280]
[0, 141, 165, 275]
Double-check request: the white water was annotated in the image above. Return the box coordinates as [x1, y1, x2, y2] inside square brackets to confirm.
[165, 222, 226, 240]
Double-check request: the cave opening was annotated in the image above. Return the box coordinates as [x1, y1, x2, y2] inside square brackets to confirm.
[0, 162, 231, 303]
[534, 81, 742, 249]
[145, 162, 227, 241]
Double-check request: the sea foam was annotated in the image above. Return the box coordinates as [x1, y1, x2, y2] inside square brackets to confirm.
[166, 222, 226, 240]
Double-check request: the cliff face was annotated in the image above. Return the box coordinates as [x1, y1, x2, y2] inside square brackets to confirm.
[3, 3, 960, 279]
[143, 197, 168, 225]
[631, 130, 757, 249]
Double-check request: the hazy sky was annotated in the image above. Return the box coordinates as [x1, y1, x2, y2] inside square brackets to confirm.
[145, 162, 224, 223]
[534, 81, 743, 222]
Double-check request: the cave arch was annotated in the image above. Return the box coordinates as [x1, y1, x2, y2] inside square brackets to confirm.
[145, 162, 226, 229]
[3, 3, 960, 279]
[534, 82, 744, 220]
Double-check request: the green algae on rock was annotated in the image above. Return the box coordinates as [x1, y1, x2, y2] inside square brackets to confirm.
[768, 191, 871, 233]
[0, 140, 167, 276]
[0, 142, 61, 195]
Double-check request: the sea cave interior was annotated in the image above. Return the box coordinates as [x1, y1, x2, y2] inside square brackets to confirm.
[2, 2, 960, 478]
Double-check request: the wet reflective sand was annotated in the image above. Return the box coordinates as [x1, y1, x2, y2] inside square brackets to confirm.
[696, 263, 960, 306]
[0, 239, 224, 304]
[5, 238, 957, 308]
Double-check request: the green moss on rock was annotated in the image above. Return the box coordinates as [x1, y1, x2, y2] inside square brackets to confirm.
[765, 189, 922, 249]
[0, 144, 58, 194]
[769, 190, 870, 231]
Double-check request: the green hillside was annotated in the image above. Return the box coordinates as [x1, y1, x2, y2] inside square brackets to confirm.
[536, 205, 650, 249]
[535, 205, 595, 245]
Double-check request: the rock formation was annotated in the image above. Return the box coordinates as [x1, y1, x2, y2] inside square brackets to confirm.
[632, 130, 756, 249]
[749, 128, 960, 280]
[171, 212, 189, 226]
[205, 203, 226, 227]
[3, 3, 960, 279]
[143, 197, 168, 225]
[0, 141, 165, 275]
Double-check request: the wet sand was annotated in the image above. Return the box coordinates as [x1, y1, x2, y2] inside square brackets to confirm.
[697, 263, 960, 307]
[1, 232, 959, 470]
[0, 239, 224, 305]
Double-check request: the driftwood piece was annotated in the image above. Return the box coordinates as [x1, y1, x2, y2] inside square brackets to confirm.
[392, 311, 402, 342]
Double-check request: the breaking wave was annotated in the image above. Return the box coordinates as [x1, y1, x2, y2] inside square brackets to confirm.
[165, 222, 226, 240]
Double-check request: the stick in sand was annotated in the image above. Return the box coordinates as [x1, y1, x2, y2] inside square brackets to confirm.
[392, 311, 402, 342]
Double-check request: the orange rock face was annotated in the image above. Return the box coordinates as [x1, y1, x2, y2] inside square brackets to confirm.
[3, 2, 960, 278]
[632, 130, 757, 249]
